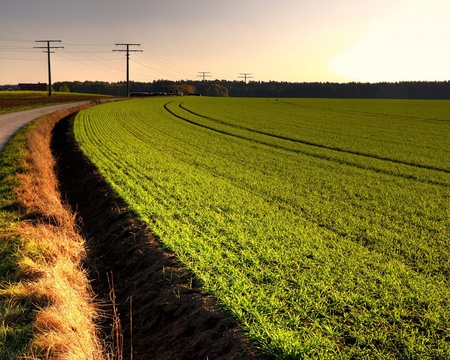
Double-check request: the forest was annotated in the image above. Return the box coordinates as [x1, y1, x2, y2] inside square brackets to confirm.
[3, 80, 450, 99]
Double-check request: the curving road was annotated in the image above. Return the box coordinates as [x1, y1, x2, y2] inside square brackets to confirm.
[0, 102, 89, 152]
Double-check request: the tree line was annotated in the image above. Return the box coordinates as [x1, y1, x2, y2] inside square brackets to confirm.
[48, 80, 450, 99]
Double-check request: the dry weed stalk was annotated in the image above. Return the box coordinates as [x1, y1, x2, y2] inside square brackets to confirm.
[106, 273, 123, 360]
[12, 106, 105, 359]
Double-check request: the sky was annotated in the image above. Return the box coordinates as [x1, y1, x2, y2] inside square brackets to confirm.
[1, 0, 449, 85]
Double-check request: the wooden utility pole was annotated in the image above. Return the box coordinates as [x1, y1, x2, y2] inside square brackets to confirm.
[239, 73, 253, 84]
[113, 43, 143, 96]
[197, 72, 212, 81]
[34, 40, 64, 96]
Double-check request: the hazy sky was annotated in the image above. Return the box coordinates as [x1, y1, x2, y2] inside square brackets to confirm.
[1, 0, 449, 84]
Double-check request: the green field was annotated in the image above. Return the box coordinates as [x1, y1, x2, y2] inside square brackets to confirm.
[74, 97, 450, 359]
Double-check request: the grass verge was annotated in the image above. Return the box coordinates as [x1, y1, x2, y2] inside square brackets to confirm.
[0, 115, 34, 358]
[0, 106, 104, 359]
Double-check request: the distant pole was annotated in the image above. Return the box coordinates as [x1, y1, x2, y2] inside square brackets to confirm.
[239, 73, 253, 84]
[197, 72, 212, 81]
[113, 43, 143, 96]
[34, 40, 64, 96]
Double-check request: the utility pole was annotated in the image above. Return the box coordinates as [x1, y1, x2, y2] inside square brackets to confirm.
[113, 43, 143, 96]
[239, 73, 253, 84]
[34, 40, 64, 96]
[197, 72, 212, 81]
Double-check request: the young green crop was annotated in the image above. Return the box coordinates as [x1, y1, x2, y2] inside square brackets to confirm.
[75, 97, 450, 359]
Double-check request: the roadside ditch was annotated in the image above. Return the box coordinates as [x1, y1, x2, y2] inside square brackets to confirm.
[50, 114, 266, 359]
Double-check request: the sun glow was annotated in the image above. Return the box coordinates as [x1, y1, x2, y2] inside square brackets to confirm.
[329, 1, 450, 82]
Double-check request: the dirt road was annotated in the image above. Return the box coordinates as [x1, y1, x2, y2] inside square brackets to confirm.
[0, 102, 88, 151]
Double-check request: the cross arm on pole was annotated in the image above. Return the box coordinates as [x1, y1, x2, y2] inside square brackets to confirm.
[113, 43, 143, 96]
[34, 40, 64, 96]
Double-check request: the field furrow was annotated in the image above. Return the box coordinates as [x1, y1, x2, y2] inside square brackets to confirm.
[74, 97, 450, 359]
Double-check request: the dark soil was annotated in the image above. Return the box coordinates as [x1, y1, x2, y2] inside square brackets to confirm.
[51, 115, 268, 360]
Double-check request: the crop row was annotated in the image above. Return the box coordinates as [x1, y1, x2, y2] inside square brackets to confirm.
[74, 97, 450, 359]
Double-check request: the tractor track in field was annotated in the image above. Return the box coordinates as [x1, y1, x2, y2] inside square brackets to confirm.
[51, 114, 267, 359]
[163, 102, 449, 188]
[174, 102, 450, 175]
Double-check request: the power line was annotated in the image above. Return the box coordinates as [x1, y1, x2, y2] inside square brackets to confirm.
[131, 58, 181, 81]
[198, 71, 212, 81]
[137, 48, 195, 79]
[62, 44, 123, 75]
[0, 57, 44, 61]
[3, 38, 200, 84]
[113, 43, 143, 96]
[34, 40, 64, 96]
[0, 46, 33, 51]
[57, 53, 123, 78]
[239, 73, 253, 84]
[64, 43, 111, 47]
[0, 37, 34, 43]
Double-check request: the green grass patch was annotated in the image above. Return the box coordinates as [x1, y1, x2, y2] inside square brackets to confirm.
[0, 122, 37, 358]
[75, 97, 450, 359]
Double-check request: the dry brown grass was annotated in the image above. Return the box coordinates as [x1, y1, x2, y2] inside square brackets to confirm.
[10, 106, 105, 359]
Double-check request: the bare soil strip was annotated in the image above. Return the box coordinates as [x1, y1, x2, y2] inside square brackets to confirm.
[51, 114, 267, 359]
